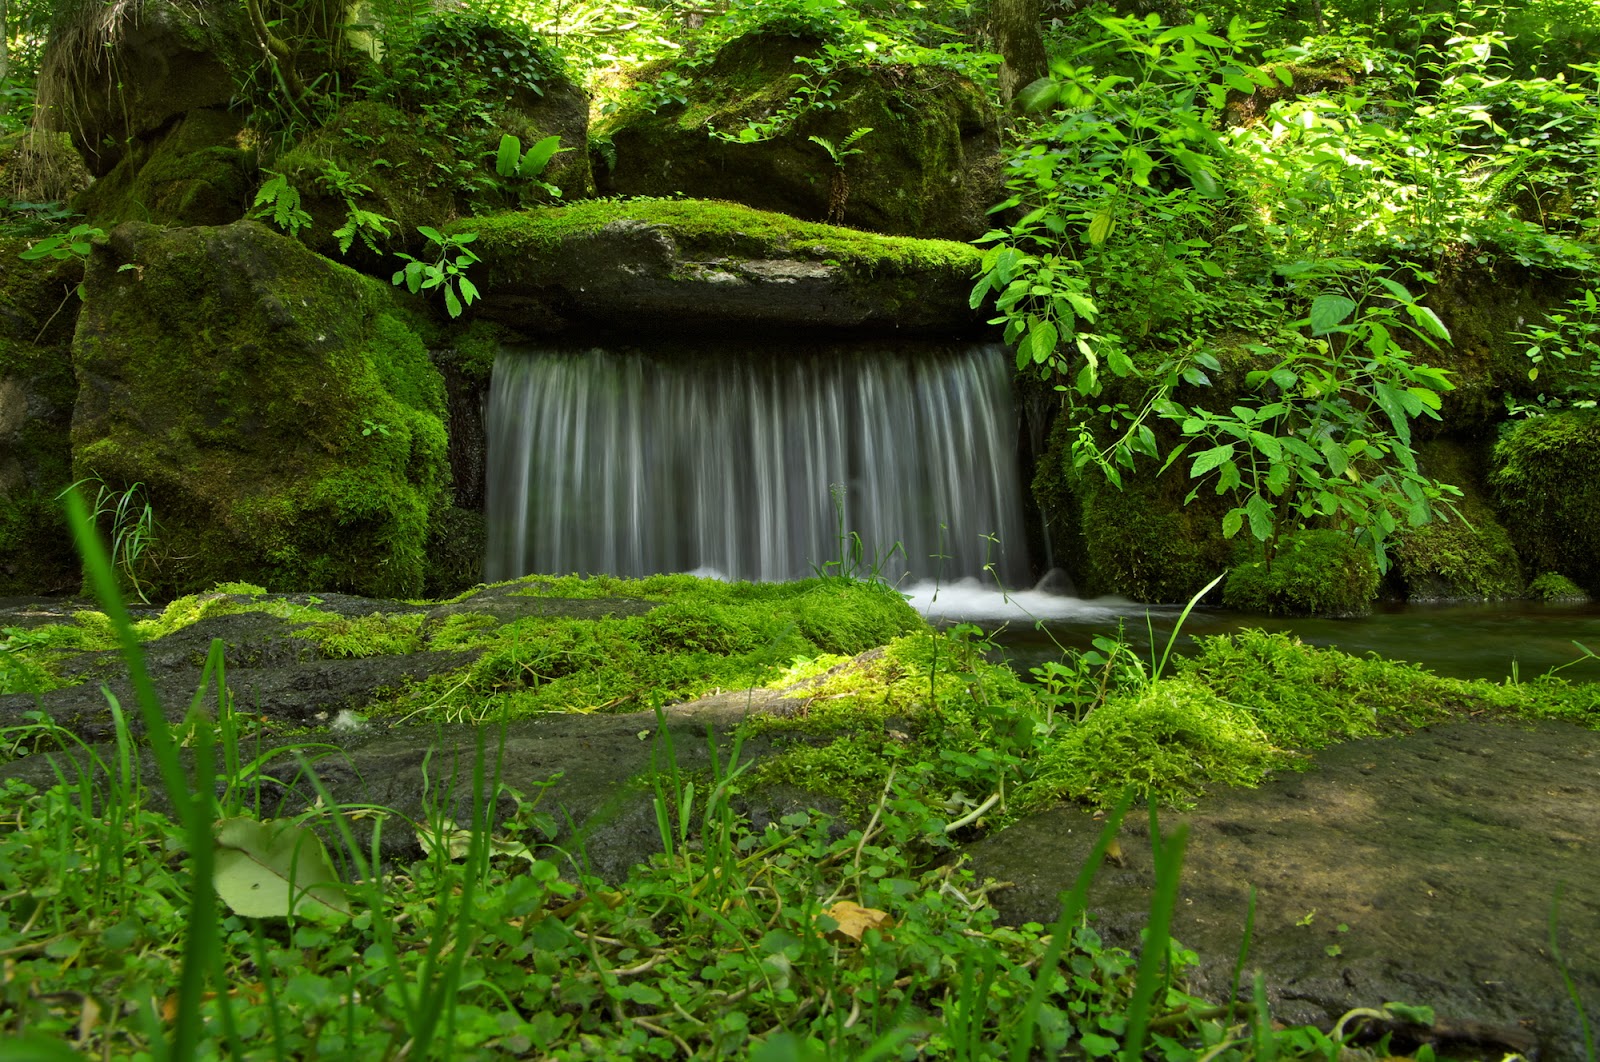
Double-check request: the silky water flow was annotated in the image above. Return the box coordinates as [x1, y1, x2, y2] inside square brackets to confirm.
[484, 341, 1029, 587]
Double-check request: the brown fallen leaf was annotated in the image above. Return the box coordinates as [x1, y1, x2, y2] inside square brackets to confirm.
[820, 901, 895, 943]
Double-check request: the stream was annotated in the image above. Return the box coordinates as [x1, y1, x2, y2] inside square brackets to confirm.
[906, 580, 1600, 682]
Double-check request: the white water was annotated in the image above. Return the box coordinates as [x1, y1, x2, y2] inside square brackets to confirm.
[485, 342, 1030, 585]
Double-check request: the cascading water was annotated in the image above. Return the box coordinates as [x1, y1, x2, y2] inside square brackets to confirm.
[484, 341, 1029, 586]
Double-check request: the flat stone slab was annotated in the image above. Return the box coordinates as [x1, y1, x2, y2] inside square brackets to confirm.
[964, 719, 1600, 1061]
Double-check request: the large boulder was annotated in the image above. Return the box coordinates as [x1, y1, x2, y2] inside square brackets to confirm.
[458, 199, 985, 335]
[36, 0, 258, 176]
[1490, 410, 1600, 594]
[74, 107, 256, 228]
[594, 30, 1001, 240]
[71, 221, 451, 598]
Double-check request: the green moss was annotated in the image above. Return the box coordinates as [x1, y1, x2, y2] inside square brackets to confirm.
[1032, 415, 1227, 602]
[1017, 677, 1291, 811]
[293, 612, 426, 658]
[75, 109, 255, 228]
[1392, 439, 1523, 601]
[1490, 410, 1600, 593]
[384, 575, 925, 721]
[72, 222, 451, 598]
[1528, 572, 1589, 602]
[456, 199, 980, 277]
[1224, 530, 1379, 616]
[435, 318, 507, 386]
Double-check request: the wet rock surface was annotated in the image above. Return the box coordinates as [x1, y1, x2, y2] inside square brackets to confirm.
[964, 719, 1600, 1061]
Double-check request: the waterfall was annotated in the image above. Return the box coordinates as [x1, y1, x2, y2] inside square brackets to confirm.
[484, 341, 1029, 586]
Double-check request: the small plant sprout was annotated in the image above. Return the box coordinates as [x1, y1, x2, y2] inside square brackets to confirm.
[392, 226, 481, 318]
[809, 127, 872, 223]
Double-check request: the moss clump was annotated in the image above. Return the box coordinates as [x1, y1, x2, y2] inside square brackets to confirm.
[292, 612, 426, 658]
[1392, 439, 1523, 601]
[386, 575, 924, 720]
[74, 109, 255, 229]
[1017, 677, 1290, 811]
[594, 28, 998, 239]
[460, 198, 980, 276]
[1224, 530, 1379, 616]
[1031, 415, 1228, 603]
[1490, 411, 1600, 593]
[71, 221, 451, 598]
[1527, 572, 1589, 602]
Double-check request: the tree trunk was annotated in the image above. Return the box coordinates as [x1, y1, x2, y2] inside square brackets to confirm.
[990, 0, 1048, 111]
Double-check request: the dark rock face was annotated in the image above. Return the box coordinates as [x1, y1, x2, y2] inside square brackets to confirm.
[595, 31, 1002, 241]
[0, 240, 84, 594]
[964, 719, 1600, 1062]
[39, 0, 257, 176]
[70, 221, 451, 598]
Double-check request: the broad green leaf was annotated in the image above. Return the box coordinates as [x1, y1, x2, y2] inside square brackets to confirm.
[1245, 494, 1274, 541]
[1088, 211, 1114, 246]
[1029, 320, 1059, 364]
[969, 277, 992, 310]
[1190, 443, 1236, 479]
[1196, 353, 1223, 372]
[495, 134, 522, 178]
[1248, 430, 1283, 463]
[518, 135, 565, 179]
[417, 225, 445, 244]
[1308, 294, 1357, 335]
[1016, 77, 1059, 113]
[1374, 275, 1415, 303]
[1222, 508, 1244, 538]
[445, 286, 463, 318]
[1066, 292, 1098, 321]
[213, 818, 351, 920]
[1406, 303, 1451, 342]
[1108, 350, 1135, 377]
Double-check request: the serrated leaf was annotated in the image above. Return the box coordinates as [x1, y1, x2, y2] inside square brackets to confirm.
[1222, 508, 1244, 538]
[1245, 494, 1274, 541]
[213, 818, 350, 920]
[1309, 294, 1357, 335]
[1190, 443, 1236, 478]
[1028, 320, 1059, 364]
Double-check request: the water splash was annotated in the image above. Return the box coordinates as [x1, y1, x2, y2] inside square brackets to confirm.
[485, 342, 1029, 585]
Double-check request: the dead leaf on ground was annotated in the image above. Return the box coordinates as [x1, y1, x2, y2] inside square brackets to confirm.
[819, 901, 895, 943]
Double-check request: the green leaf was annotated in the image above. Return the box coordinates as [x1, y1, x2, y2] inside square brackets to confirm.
[1222, 508, 1244, 538]
[1309, 294, 1357, 336]
[213, 818, 351, 920]
[1245, 493, 1274, 541]
[1088, 211, 1114, 246]
[1190, 443, 1236, 478]
[518, 135, 565, 179]
[445, 286, 463, 318]
[495, 134, 522, 178]
[1028, 320, 1059, 364]
[1016, 76, 1059, 112]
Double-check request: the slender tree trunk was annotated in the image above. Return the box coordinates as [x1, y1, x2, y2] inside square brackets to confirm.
[989, 0, 1048, 111]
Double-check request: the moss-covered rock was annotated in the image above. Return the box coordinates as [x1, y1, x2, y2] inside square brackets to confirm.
[594, 29, 1000, 240]
[1527, 572, 1589, 602]
[70, 220, 451, 598]
[38, 0, 259, 176]
[0, 237, 86, 594]
[1223, 529, 1380, 616]
[273, 21, 589, 265]
[1490, 410, 1600, 593]
[1031, 414, 1230, 602]
[457, 199, 983, 334]
[1391, 439, 1524, 601]
[74, 108, 255, 228]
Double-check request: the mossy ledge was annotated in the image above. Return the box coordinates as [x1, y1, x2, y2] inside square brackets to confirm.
[450, 199, 984, 335]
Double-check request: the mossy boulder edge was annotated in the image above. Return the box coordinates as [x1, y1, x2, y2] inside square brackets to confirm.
[457, 199, 984, 334]
[71, 220, 450, 598]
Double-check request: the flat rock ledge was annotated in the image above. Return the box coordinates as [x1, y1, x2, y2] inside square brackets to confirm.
[963, 718, 1600, 1062]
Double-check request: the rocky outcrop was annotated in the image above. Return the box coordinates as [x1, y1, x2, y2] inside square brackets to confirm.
[70, 220, 451, 598]
[0, 239, 84, 594]
[459, 199, 985, 335]
[37, 0, 258, 176]
[594, 30, 1001, 240]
